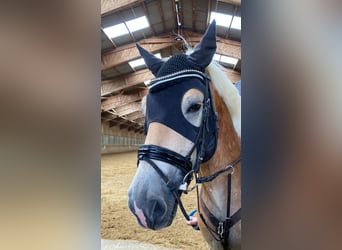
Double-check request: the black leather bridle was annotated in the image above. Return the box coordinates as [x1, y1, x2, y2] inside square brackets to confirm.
[137, 70, 241, 249]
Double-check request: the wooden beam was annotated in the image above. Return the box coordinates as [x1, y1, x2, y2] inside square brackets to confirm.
[125, 111, 145, 121]
[216, 41, 241, 60]
[128, 125, 143, 132]
[134, 117, 145, 125]
[114, 102, 141, 116]
[119, 123, 131, 130]
[134, 127, 144, 134]
[184, 31, 241, 59]
[101, 0, 144, 16]
[101, 111, 117, 121]
[134, 126, 144, 133]
[218, 0, 241, 6]
[109, 116, 132, 127]
[101, 89, 147, 111]
[128, 125, 137, 132]
[102, 33, 240, 71]
[101, 69, 153, 96]
[102, 116, 115, 122]
[102, 38, 175, 71]
[109, 120, 120, 128]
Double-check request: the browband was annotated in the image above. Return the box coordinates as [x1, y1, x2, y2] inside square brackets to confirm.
[146, 69, 209, 91]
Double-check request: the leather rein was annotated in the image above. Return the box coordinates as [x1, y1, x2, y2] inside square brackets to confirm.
[137, 71, 241, 249]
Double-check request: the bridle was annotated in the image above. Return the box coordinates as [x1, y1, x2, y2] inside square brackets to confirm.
[137, 69, 241, 249]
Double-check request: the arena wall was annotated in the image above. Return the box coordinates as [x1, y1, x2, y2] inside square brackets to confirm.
[101, 122, 144, 154]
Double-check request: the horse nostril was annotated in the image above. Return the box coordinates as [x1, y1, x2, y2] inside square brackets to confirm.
[149, 198, 167, 228]
[152, 198, 167, 217]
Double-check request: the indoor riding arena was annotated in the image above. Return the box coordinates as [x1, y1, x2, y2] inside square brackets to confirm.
[101, 0, 241, 249]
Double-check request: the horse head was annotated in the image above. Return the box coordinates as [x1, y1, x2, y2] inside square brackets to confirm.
[128, 21, 218, 230]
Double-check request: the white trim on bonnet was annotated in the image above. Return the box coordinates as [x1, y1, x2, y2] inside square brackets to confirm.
[146, 69, 206, 89]
[148, 74, 204, 89]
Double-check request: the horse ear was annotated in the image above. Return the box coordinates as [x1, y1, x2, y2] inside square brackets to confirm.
[188, 20, 217, 69]
[136, 43, 164, 76]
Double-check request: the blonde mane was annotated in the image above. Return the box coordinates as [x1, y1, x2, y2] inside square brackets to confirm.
[207, 61, 241, 138]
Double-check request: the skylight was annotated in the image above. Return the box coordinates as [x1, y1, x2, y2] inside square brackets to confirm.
[103, 16, 150, 39]
[103, 23, 129, 38]
[231, 16, 241, 30]
[128, 58, 145, 69]
[213, 53, 221, 61]
[128, 53, 162, 70]
[210, 11, 241, 30]
[210, 12, 232, 28]
[126, 16, 149, 33]
[213, 53, 238, 67]
[220, 55, 238, 65]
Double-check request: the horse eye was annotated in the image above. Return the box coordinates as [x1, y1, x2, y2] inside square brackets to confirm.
[187, 103, 202, 113]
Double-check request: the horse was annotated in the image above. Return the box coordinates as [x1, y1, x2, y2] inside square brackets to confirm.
[128, 20, 241, 250]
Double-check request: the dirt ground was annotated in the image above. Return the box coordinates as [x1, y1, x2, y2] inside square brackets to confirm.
[101, 151, 208, 250]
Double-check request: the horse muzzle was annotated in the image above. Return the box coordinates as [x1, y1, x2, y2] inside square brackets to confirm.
[128, 160, 180, 230]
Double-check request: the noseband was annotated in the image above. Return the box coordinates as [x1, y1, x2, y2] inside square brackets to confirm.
[137, 69, 241, 249]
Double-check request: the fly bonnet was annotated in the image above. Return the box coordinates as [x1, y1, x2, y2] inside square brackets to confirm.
[137, 21, 218, 180]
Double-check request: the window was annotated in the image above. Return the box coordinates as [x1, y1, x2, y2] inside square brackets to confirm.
[210, 11, 241, 30]
[231, 16, 241, 30]
[210, 12, 232, 28]
[103, 16, 150, 39]
[126, 16, 149, 33]
[103, 23, 129, 38]
[214, 53, 238, 67]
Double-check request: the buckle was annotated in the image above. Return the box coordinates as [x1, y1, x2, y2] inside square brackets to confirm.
[178, 182, 188, 192]
[217, 222, 224, 239]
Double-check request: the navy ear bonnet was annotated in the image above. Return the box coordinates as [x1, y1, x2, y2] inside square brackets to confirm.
[144, 55, 218, 163]
[156, 54, 202, 77]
